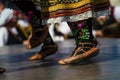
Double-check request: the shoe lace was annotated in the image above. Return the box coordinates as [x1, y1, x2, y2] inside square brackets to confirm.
[71, 42, 96, 56]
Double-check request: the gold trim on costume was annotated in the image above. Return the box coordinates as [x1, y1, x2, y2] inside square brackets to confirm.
[41, 0, 91, 12]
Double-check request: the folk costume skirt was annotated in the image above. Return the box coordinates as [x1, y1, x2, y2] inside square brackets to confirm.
[34, 0, 109, 25]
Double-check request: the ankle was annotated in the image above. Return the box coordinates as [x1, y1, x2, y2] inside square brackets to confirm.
[77, 42, 97, 48]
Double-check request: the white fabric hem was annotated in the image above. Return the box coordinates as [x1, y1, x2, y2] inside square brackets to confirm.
[42, 10, 93, 25]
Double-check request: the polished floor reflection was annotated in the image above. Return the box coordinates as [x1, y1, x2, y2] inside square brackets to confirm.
[0, 38, 120, 80]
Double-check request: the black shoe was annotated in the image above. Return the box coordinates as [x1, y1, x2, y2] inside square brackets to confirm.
[0, 67, 6, 74]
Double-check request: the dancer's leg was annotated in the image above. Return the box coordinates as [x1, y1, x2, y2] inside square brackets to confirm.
[29, 32, 58, 60]
[58, 18, 99, 64]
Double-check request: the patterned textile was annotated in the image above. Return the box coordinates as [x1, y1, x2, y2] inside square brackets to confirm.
[67, 18, 94, 44]
[34, 0, 109, 24]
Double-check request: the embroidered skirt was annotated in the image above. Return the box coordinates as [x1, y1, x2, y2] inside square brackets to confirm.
[34, 0, 109, 24]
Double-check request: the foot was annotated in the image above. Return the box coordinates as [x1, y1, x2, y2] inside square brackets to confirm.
[29, 44, 58, 60]
[0, 67, 6, 74]
[58, 42, 99, 65]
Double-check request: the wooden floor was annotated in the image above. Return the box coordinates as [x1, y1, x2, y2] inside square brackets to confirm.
[0, 38, 120, 80]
